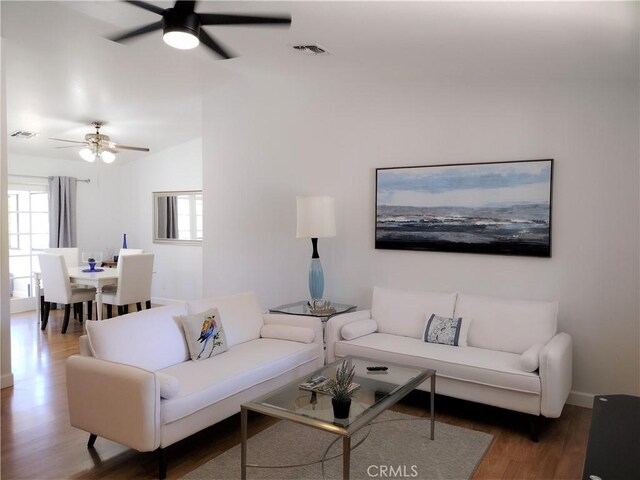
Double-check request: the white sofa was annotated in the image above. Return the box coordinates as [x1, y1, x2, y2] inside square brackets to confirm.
[326, 287, 572, 438]
[66, 291, 323, 478]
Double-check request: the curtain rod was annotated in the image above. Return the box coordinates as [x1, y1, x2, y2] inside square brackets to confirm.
[8, 174, 91, 184]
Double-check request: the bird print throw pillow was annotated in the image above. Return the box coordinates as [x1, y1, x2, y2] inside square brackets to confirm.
[179, 308, 228, 361]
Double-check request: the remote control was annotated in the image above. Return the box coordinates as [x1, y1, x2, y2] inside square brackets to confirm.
[367, 366, 388, 371]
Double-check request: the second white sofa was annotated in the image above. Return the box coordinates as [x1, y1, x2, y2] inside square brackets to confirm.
[66, 291, 324, 478]
[326, 287, 572, 439]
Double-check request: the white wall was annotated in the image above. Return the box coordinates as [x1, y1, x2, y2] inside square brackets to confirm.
[1, 36, 14, 388]
[202, 76, 639, 402]
[118, 137, 203, 303]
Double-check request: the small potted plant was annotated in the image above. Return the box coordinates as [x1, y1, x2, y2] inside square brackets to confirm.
[326, 360, 357, 419]
[87, 257, 96, 271]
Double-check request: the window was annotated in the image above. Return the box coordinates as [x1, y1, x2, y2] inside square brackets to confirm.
[8, 187, 48, 299]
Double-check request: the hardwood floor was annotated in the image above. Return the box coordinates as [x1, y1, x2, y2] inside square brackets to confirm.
[1, 309, 591, 479]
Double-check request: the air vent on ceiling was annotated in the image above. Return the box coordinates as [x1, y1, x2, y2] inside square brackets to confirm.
[10, 130, 38, 139]
[292, 45, 329, 55]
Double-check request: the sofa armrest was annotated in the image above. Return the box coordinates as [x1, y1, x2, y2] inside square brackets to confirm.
[263, 314, 324, 367]
[325, 310, 372, 363]
[79, 335, 93, 357]
[66, 355, 161, 452]
[539, 332, 573, 418]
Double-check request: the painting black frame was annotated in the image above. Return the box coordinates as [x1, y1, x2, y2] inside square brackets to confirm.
[375, 159, 553, 257]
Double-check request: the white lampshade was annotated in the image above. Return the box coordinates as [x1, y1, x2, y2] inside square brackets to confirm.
[296, 196, 336, 239]
[100, 150, 116, 164]
[79, 148, 96, 162]
[163, 30, 199, 50]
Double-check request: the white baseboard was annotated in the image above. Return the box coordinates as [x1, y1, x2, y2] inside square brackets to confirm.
[567, 390, 594, 409]
[1, 372, 14, 389]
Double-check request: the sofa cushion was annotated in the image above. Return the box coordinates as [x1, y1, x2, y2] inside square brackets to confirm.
[178, 308, 228, 361]
[86, 302, 189, 371]
[341, 319, 378, 341]
[423, 314, 469, 347]
[454, 293, 558, 354]
[335, 333, 541, 394]
[186, 291, 264, 348]
[372, 287, 457, 339]
[260, 324, 315, 344]
[158, 338, 321, 424]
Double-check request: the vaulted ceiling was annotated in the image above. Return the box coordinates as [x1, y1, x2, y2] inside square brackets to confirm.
[2, 1, 637, 162]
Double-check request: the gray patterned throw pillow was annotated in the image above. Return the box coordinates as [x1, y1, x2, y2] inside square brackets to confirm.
[423, 314, 465, 346]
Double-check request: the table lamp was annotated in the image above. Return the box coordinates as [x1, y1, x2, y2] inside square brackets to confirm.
[296, 196, 336, 300]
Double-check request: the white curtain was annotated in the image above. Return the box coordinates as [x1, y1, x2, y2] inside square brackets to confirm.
[48, 176, 77, 247]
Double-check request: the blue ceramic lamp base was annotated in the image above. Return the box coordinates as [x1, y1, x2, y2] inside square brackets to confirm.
[309, 258, 324, 300]
[308, 238, 325, 300]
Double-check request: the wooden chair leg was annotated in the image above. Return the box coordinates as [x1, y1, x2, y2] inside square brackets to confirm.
[87, 300, 93, 320]
[117, 305, 124, 316]
[61, 304, 71, 334]
[41, 301, 51, 330]
[136, 302, 143, 312]
[40, 295, 46, 324]
[158, 448, 167, 480]
[146, 300, 151, 309]
[124, 305, 129, 314]
[106, 304, 112, 319]
[77, 302, 84, 323]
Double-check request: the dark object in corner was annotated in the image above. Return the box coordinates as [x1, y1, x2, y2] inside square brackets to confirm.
[582, 394, 640, 480]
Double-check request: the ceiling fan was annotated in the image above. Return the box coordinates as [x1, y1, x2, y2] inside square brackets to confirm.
[49, 122, 150, 164]
[107, 0, 291, 59]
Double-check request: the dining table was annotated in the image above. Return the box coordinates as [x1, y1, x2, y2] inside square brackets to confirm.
[34, 266, 119, 323]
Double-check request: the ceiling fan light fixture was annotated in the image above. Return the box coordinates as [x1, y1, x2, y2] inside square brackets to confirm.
[100, 150, 116, 164]
[163, 29, 199, 50]
[79, 148, 96, 163]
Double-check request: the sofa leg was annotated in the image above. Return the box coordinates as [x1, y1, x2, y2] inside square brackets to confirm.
[528, 415, 539, 442]
[157, 448, 167, 479]
[87, 433, 97, 448]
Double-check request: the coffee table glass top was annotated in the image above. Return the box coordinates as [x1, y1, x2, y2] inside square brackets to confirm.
[269, 301, 356, 318]
[244, 356, 435, 435]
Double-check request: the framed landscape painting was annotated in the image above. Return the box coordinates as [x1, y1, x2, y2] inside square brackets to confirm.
[375, 159, 553, 257]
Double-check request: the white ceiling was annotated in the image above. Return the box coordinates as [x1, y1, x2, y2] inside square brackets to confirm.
[2, 1, 638, 163]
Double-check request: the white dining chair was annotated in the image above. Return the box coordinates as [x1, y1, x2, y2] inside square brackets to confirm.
[102, 253, 154, 317]
[44, 247, 80, 267]
[118, 248, 143, 257]
[44, 247, 88, 320]
[38, 253, 96, 334]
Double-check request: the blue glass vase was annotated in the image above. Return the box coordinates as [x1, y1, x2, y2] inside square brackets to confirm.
[309, 258, 324, 300]
[122, 233, 127, 249]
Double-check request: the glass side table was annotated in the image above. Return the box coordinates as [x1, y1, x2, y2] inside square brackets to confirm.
[269, 301, 357, 363]
[269, 300, 356, 321]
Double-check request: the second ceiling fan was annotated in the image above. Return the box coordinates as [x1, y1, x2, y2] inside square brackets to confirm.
[108, 0, 292, 59]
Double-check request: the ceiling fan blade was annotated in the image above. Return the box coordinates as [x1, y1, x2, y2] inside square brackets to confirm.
[174, 1, 197, 13]
[198, 29, 234, 59]
[49, 137, 89, 144]
[199, 13, 291, 27]
[124, 0, 165, 16]
[113, 144, 150, 152]
[108, 20, 163, 43]
[54, 145, 86, 149]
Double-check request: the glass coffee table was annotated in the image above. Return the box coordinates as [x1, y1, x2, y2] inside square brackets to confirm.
[241, 356, 436, 480]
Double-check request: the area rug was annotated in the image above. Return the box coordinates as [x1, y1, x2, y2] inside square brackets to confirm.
[181, 411, 493, 480]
